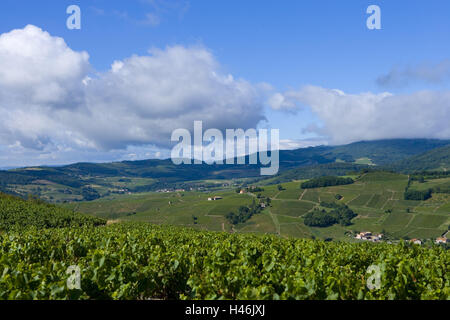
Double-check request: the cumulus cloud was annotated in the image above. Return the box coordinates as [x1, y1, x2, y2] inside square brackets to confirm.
[267, 92, 297, 111]
[0, 25, 90, 152]
[0, 25, 266, 164]
[79, 46, 265, 150]
[0, 25, 90, 107]
[377, 59, 450, 87]
[270, 86, 450, 145]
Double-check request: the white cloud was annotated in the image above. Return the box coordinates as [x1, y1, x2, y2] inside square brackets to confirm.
[0, 25, 90, 107]
[267, 92, 296, 111]
[0, 25, 266, 165]
[79, 45, 265, 150]
[0, 25, 90, 153]
[270, 85, 450, 145]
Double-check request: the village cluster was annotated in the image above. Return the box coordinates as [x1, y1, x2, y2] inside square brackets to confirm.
[355, 231, 449, 245]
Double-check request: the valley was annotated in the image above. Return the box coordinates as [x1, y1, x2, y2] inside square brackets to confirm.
[64, 171, 450, 242]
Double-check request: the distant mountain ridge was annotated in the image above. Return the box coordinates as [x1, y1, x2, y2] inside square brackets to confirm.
[391, 144, 450, 172]
[4, 138, 450, 177]
[324, 139, 450, 165]
[0, 139, 449, 199]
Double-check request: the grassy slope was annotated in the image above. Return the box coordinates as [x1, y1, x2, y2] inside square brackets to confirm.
[0, 193, 106, 231]
[392, 145, 450, 172]
[65, 172, 450, 241]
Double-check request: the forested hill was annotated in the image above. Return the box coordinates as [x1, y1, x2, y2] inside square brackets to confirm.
[324, 139, 450, 165]
[391, 145, 450, 172]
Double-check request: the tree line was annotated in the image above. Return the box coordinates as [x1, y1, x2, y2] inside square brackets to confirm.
[301, 176, 354, 189]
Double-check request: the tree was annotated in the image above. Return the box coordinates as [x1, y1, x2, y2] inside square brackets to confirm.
[404, 189, 432, 201]
[304, 203, 357, 228]
[81, 187, 100, 201]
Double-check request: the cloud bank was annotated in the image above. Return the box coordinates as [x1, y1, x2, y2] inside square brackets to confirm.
[270, 86, 450, 145]
[0, 25, 265, 164]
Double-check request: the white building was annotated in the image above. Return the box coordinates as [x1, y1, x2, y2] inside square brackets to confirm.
[435, 237, 448, 244]
[355, 231, 383, 242]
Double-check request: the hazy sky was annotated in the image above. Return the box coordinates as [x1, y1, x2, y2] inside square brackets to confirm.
[0, 0, 450, 167]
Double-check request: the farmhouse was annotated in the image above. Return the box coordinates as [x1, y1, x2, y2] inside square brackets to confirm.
[435, 237, 448, 244]
[355, 231, 372, 239]
[208, 196, 223, 201]
[355, 231, 383, 242]
[409, 239, 422, 245]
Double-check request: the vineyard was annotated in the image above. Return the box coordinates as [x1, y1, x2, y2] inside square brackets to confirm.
[0, 222, 448, 300]
[0, 193, 106, 231]
[65, 171, 450, 241]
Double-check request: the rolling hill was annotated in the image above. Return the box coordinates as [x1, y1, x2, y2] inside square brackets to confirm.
[0, 192, 105, 231]
[392, 144, 450, 172]
[1, 139, 449, 202]
[326, 139, 450, 165]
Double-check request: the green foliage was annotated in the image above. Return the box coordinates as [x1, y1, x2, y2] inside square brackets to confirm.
[432, 185, 450, 194]
[226, 201, 262, 225]
[301, 176, 354, 189]
[392, 144, 450, 172]
[411, 171, 450, 180]
[332, 139, 450, 166]
[81, 187, 101, 201]
[404, 189, 432, 201]
[304, 203, 357, 227]
[0, 193, 105, 232]
[0, 222, 448, 300]
[245, 186, 265, 193]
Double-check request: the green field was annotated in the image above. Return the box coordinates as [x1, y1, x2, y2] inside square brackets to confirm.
[64, 171, 450, 241]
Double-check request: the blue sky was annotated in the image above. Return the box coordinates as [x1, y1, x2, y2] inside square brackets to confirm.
[0, 0, 450, 166]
